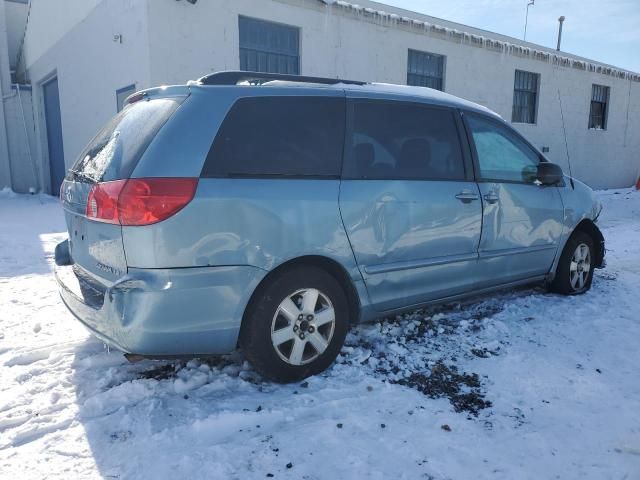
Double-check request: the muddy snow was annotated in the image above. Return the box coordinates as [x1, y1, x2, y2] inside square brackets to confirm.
[1, 188, 639, 479]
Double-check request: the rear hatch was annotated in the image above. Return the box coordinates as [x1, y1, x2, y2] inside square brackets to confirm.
[60, 89, 187, 283]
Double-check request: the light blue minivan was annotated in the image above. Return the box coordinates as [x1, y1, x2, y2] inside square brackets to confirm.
[55, 71, 605, 382]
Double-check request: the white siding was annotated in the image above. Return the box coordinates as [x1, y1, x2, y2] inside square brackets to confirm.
[5, 0, 28, 70]
[21, 0, 152, 193]
[19, 0, 101, 71]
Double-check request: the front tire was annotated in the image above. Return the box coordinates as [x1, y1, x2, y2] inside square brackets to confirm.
[550, 231, 595, 295]
[240, 266, 349, 383]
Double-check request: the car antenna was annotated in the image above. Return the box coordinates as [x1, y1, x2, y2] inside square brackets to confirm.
[557, 88, 575, 189]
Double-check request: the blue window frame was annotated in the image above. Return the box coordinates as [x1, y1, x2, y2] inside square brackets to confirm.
[407, 49, 445, 91]
[239, 16, 300, 75]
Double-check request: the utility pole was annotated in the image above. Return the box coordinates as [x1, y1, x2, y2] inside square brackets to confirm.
[557, 16, 565, 51]
[524, 0, 535, 41]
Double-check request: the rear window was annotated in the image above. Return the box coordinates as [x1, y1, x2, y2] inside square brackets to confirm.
[67, 97, 182, 182]
[343, 101, 465, 181]
[202, 96, 345, 178]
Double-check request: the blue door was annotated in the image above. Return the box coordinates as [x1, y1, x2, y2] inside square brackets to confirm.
[464, 113, 565, 287]
[339, 99, 482, 312]
[43, 77, 66, 195]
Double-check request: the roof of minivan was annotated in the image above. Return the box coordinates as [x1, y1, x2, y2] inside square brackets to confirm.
[252, 79, 500, 119]
[344, 82, 499, 117]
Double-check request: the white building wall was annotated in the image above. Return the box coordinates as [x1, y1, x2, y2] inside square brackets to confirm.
[145, 0, 640, 189]
[18, 0, 101, 73]
[20, 0, 152, 193]
[5, 0, 28, 72]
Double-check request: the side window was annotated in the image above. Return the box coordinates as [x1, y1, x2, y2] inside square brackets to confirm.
[343, 101, 465, 181]
[466, 114, 540, 183]
[203, 96, 345, 178]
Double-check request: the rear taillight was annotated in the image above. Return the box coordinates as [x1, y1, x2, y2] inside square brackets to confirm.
[86, 178, 198, 226]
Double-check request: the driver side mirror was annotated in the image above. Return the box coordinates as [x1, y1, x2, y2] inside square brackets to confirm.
[537, 162, 564, 186]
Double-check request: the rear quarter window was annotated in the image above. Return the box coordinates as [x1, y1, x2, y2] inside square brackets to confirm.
[68, 97, 183, 182]
[202, 96, 345, 178]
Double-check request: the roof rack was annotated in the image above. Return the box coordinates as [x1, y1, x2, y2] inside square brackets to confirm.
[197, 70, 366, 86]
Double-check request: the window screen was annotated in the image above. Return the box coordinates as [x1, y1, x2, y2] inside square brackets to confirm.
[343, 101, 465, 181]
[467, 114, 540, 183]
[203, 96, 345, 178]
[407, 49, 445, 91]
[589, 84, 609, 130]
[512, 70, 539, 124]
[239, 16, 300, 75]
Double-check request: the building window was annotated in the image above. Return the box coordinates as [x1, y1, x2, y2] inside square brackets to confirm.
[589, 84, 609, 130]
[116, 84, 136, 112]
[512, 70, 539, 124]
[239, 16, 300, 75]
[407, 49, 445, 91]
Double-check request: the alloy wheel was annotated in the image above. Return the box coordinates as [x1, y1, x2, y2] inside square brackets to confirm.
[270, 288, 336, 366]
[569, 243, 591, 291]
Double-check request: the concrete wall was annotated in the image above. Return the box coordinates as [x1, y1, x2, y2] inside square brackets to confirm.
[17, 0, 100, 74]
[20, 0, 151, 193]
[145, 0, 640, 189]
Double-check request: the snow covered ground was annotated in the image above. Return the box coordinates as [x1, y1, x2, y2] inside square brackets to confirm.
[1, 188, 639, 480]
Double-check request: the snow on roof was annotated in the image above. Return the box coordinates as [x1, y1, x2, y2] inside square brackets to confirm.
[317, 0, 640, 82]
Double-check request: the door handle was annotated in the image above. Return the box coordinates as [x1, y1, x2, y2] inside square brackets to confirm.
[484, 192, 499, 204]
[455, 191, 479, 203]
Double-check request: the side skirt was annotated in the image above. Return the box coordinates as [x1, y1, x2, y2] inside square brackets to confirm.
[358, 275, 548, 323]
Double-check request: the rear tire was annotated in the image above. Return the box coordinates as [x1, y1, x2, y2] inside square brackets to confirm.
[549, 231, 595, 295]
[240, 266, 349, 383]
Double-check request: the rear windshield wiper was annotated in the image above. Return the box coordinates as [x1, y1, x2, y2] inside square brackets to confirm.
[69, 169, 98, 183]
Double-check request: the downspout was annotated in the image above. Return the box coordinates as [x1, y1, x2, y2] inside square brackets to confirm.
[16, 85, 38, 192]
[0, 95, 12, 190]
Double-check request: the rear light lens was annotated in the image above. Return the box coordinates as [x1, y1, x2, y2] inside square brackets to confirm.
[86, 180, 125, 224]
[86, 178, 198, 226]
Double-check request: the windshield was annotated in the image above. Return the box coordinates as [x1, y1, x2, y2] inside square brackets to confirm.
[67, 97, 182, 183]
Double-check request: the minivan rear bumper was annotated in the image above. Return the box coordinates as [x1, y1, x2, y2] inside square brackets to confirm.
[55, 241, 266, 356]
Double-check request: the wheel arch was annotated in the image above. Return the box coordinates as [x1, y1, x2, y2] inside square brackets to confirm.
[573, 219, 605, 268]
[242, 255, 362, 328]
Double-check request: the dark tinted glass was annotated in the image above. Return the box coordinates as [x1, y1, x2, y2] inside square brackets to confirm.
[343, 101, 465, 180]
[68, 97, 182, 183]
[203, 96, 345, 178]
